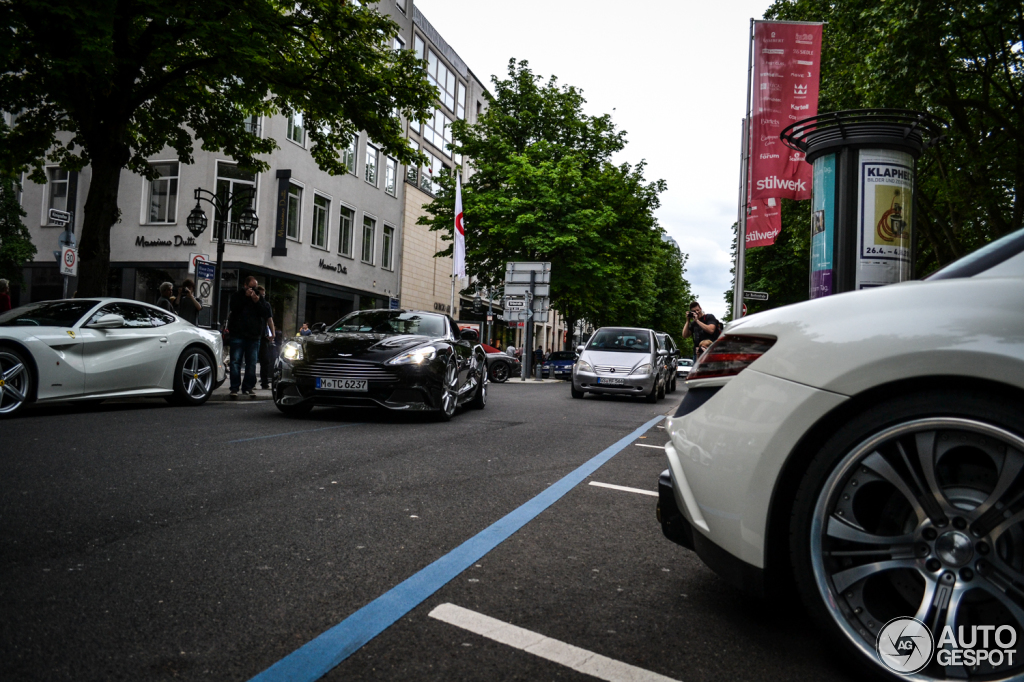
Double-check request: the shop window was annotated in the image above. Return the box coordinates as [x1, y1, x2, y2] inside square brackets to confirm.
[147, 162, 179, 224]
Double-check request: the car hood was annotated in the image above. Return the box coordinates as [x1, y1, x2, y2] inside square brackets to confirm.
[301, 333, 438, 363]
[724, 276, 1024, 396]
[580, 350, 649, 369]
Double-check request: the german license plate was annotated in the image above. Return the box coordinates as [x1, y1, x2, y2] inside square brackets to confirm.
[316, 378, 368, 392]
[597, 377, 625, 385]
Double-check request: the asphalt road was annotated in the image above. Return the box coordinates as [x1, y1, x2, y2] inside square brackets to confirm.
[1, 381, 859, 682]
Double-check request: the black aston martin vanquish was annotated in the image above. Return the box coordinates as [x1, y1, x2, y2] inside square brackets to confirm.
[273, 309, 487, 420]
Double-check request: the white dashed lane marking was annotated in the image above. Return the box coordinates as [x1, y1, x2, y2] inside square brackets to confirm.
[588, 481, 659, 498]
[429, 603, 681, 682]
[634, 443, 665, 449]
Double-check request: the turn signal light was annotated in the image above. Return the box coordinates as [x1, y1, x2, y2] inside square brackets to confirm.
[687, 335, 776, 380]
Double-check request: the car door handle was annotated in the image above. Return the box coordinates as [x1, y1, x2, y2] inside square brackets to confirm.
[159, 337, 168, 343]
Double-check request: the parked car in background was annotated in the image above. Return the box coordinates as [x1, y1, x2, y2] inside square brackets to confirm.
[571, 326, 668, 402]
[676, 357, 694, 378]
[658, 227, 1024, 682]
[0, 298, 226, 417]
[275, 309, 487, 420]
[481, 344, 522, 383]
[656, 332, 680, 393]
[542, 350, 575, 380]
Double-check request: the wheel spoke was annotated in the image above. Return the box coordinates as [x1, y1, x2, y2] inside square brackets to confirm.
[826, 515, 915, 546]
[912, 574, 941, 624]
[831, 558, 919, 594]
[195, 365, 211, 378]
[973, 449, 1024, 520]
[935, 583, 968, 676]
[3, 382, 26, 403]
[976, 579, 1024, 633]
[3, 362, 24, 382]
[863, 451, 943, 525]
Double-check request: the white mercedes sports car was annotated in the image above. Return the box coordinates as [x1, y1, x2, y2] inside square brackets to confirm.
[659, 228, 1024, 681]
[0, 298, 226, 417]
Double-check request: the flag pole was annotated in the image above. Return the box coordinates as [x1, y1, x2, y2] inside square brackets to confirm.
[733, 17, 755, 321]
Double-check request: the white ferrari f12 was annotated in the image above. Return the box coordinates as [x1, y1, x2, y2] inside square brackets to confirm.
[0, 298, 225, 417]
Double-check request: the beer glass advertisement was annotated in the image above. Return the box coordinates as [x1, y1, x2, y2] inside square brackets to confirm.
[810, 153, 835, 298]
[856, 149, 914, 289]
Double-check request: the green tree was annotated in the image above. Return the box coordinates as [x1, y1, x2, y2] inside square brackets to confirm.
[0, 174, 36, 285]
[0, 0, 435, 296]
[420, 60, 688, 346]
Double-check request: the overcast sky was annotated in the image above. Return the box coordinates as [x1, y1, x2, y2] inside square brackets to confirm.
[414, 0, 774, 319]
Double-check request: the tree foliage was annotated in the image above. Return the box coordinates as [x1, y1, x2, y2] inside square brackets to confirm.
[0, 174, 36, 286]
[0, 0, 436, 295]
[733, 0, 1023, 312]
[419, 60, 692, 346]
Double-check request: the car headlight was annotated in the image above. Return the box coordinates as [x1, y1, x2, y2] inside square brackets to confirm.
[630, 363, 653, 375]
[281, 341, 304, 361]
[542, 364, 550, 369]
[576, 359, 593, 373]
[687, 335, 776, 380]
[386, 345, 438, 365]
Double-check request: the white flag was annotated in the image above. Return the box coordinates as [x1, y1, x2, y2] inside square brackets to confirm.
[453, 173, 466, 278]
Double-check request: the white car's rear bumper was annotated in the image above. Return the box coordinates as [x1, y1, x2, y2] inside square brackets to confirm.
[663, 369, 847, 572]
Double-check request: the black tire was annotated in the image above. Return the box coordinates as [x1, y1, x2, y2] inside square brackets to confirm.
[0, 346, 33, 418]
[669, 376, 677, 393]
[170, 347, 216, 406]
[273, 385, 314, 417]
[571, 382, 584, 399]
[489, 361, 510, 383]
[789, 390, 1024, 682]
[468, 373, 487, 410]
[657, 377, 666, 400]
[435, 359, 459, 421]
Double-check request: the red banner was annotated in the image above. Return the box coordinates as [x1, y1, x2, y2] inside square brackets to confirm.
[749, 21, 822, 201]
[745, 197, 782, 248]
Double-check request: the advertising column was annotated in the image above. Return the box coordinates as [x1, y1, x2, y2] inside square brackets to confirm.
[810, 154, 835, 298]
[856, 150, 914, 288]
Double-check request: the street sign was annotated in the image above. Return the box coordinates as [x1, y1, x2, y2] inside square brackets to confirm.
[504, 261, 551, 284]
[504, 296, 526, 311]
[189, 252, 210, 269]
[48, 208, 71, 225]
[60, 247, 78, 277]
[502, 283, 550, 298]
[743, 290, 769, 301]
[196, 261, 217, 307]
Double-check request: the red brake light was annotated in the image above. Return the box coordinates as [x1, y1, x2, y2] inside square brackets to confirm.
[687, 334, 776, 380]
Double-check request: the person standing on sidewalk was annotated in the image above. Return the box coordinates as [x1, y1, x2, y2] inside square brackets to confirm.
[226, 276, 271, 399]
[0, 279, 12, 313]
[256, 285, 276, 390]
[177, 278, 202, 325]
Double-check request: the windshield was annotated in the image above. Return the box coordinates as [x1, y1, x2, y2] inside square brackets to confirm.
[547, 351, 575, 361]
[329, 310, 448, 337]
[0, 300, 99, 328]
[927, 227, 1024, 280]
[586, 329, 652, 353]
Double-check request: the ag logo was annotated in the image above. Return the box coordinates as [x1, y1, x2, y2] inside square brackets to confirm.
[876, 617, 933, 674]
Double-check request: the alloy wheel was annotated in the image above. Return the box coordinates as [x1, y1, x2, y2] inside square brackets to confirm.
[491, 362, 509, 383]
[811, 417, 1024, 680]
[181, 351, 213, 399]
[0, 350, 30, 415]
[441, 361, 458, 417]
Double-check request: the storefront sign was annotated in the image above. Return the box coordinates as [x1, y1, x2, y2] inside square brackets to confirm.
[856, 149, 914, 289]
[749, 22, 823, 201]
[317, 258, 348, 275]
[433, 302, 451, 313]
[134, 234, 199, 248]
[273, 169, 290, 257]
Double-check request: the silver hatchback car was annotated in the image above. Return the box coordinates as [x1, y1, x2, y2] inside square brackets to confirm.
[571, 327, 668, 402]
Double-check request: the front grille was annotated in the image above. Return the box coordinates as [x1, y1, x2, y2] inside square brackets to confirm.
[592, 364, 635, 375]
[294, 358, 398, 381]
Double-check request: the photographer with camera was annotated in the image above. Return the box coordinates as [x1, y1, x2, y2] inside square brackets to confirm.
[177, 278, 202, 326]
[681, 301, 721, 360]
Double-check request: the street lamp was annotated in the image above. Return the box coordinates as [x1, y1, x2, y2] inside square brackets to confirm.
[185, 186, 259, 328]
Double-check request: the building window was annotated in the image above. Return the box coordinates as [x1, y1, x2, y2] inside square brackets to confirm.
[381, 225, 395, 270]
[361, 215, 375, 264]
[365, 144, 378, 186]
[427, 49, 458, 112]
[244, 114, 261, 136]
[338, 206, 354, 257]
[396, 0, 406, 12]
[422, 108, 453, 156]
[418, 149, 448, 195]
[385, 158, 397, 196]
[414, 35, 425, 61]
[286, 183, 302, 241]
[393, 35, 405, 51]
[311, 194, 329, 249]
[45, 168, 69, 224]
[406, 140, 419, 185]
[342, 134, 358, 175]
[457, 82, 467, 120]
[287, 112, 304, 146]
[147, 162, 178, 224]
[214, 162, 257, 244]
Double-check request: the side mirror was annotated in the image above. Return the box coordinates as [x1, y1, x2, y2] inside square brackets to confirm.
[657, 349, 669, 357]
[671, 349, 680, 357]
[576, 345, 585, 354]
[311, 322, 327, 333]
[89, 313, 125, 329]
[460, 328, 479, 342]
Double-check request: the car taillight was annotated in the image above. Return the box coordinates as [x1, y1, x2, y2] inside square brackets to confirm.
[687, 335, 776, 380]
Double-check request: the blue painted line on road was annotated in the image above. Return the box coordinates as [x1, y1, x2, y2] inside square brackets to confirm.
[248, 414, 666, 682]
[228, 423, 365, 443]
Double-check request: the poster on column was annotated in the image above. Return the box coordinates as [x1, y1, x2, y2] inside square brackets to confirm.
[749, 21, 823, 201]
[810, 154, 835, 298]
[856, 149, 914, 290]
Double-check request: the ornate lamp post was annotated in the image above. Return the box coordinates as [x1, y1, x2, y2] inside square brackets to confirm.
[186, 186, 259, 328]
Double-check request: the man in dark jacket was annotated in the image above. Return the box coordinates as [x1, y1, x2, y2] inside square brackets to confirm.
[227, 276, 272, 398]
